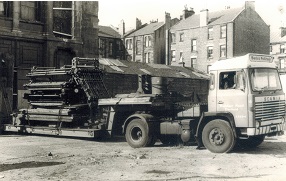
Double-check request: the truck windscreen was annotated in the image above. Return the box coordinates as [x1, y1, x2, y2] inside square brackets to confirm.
[250, 68, 282, 92]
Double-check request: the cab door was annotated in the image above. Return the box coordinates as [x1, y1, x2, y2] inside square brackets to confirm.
[216, 70, 248, 127]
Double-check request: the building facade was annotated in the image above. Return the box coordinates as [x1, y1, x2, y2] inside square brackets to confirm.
[270, 27, 286, 73]
[168, 1, 270, 73]
[0, 1, 99, 109]
[124, 13, 179, 64]
[98, 25, 126, 60]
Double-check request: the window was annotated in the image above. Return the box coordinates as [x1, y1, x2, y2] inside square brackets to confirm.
[220, 25, 226, 38]
[144, 36, 152, 47]
[179, 32, 184, 42]
[20, 1, 41, 21]
[126, 39, 133, 50]
[207, 46, 213, 59]
[53, 1, 73, 38]
[109, 42, 113, 56]
[219, 71, 236, 89]
[0, 1, 13, 17]
[191, 39, 197, 52]
[146, 52, 151, 63]
[208, 27, 213, 40]
[250, 68, 282, 91]
[171, 50, 176, 62]
[171, 33, 176, 44]
[136, 40, 141, 55]
[191, 58, 197, 68]
[280, 44, 285, 53]
[220, 45, 226, 58]
[179, 51, 184, 62]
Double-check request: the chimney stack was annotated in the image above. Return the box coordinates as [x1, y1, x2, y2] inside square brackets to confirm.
[245, 1, 255, 10]
[136, 18, 142, 30]
[200, 9, 209, 27]
[165, 12, 171, 30]
[182, 7, 195, 19]
[118, 20, 125, 37]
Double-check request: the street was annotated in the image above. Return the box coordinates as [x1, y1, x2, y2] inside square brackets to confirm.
[1, 132, 286, 181]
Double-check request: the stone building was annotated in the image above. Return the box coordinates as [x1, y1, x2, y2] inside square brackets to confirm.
[168, 1, 270, 73]
[0, 1, 99, 109]
[124, 14, 179, 64]
[98, 25, 126, 60]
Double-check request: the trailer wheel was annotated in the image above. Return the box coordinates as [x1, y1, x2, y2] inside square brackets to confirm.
[125, 119, 150, 148]
[238, 135, 265, 148]
[202, 119, 236, 153]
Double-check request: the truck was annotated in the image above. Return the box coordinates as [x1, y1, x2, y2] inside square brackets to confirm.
[0, 53, 285, 153]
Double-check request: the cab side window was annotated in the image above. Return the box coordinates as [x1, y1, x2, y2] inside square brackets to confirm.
[219, 71, 236, 89]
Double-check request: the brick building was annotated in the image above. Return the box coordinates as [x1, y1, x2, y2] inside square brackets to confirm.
[124, 14, 179, 64]
[0, 1, 99, 109]
[98, 25, 126, 60]
[168, 1, 270, 73]
[270, 27, 286, 73]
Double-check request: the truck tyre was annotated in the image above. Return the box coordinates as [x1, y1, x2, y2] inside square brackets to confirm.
[202, 119, 236, 153]
[125, 119, 150, 148]
[238, 135, 265, 148]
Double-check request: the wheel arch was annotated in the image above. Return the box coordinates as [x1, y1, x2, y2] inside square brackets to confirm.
[195, 112, 237, 147]
[122, 113, 154, 135]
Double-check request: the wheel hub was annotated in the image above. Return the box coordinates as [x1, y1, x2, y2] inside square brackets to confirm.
[131, 127, 142, 141]
[209, 128, 225, 145]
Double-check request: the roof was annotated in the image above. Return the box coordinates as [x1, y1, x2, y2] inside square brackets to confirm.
[126, 22, 165, 37]
[99, 58, 209, 80]
[98, 25, 121, 38]
[170, 7, 243, 31]
[270, 30, 286, 44]
[209, 54, 276, 71]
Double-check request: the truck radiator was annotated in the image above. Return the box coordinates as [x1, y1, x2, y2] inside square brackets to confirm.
[255, 99, 286, 122]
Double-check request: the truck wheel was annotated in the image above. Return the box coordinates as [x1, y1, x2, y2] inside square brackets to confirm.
[238, 135, 265, 148]
[125, 119, 150, 148]
[202, 119, 236, 153]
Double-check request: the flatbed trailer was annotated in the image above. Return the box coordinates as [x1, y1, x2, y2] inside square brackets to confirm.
[1, 54, 286, 153]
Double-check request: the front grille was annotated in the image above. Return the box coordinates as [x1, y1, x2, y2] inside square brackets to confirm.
[255, 100, 285, 121]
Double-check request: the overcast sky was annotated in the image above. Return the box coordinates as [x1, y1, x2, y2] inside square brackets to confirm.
[98, 0, 286, 32]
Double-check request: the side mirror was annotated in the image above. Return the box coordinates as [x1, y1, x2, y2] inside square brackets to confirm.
[236, 71, 245, 92]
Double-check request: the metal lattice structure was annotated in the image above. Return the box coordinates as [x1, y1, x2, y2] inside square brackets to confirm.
[16, 57, 109, 128]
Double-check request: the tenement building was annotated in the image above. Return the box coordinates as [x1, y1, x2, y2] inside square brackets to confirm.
[124, 13, 179, 64]
[0, 1, 99, 109]
[168, 1, 270, 73]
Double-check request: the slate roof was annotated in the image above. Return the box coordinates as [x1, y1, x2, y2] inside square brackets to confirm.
[98, 25, 121, 38]
[170, 7, 244, 31]
[126, 22, 165, 37]
[99, 58, 209, 80]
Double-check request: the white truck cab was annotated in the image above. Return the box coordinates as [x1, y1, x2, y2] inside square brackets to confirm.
[208, 53, 285, 138]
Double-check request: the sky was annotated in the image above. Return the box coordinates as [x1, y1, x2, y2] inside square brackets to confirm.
[98, 0, 286, 32]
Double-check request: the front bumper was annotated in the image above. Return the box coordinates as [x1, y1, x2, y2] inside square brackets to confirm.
[247, 120, 286, 136]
